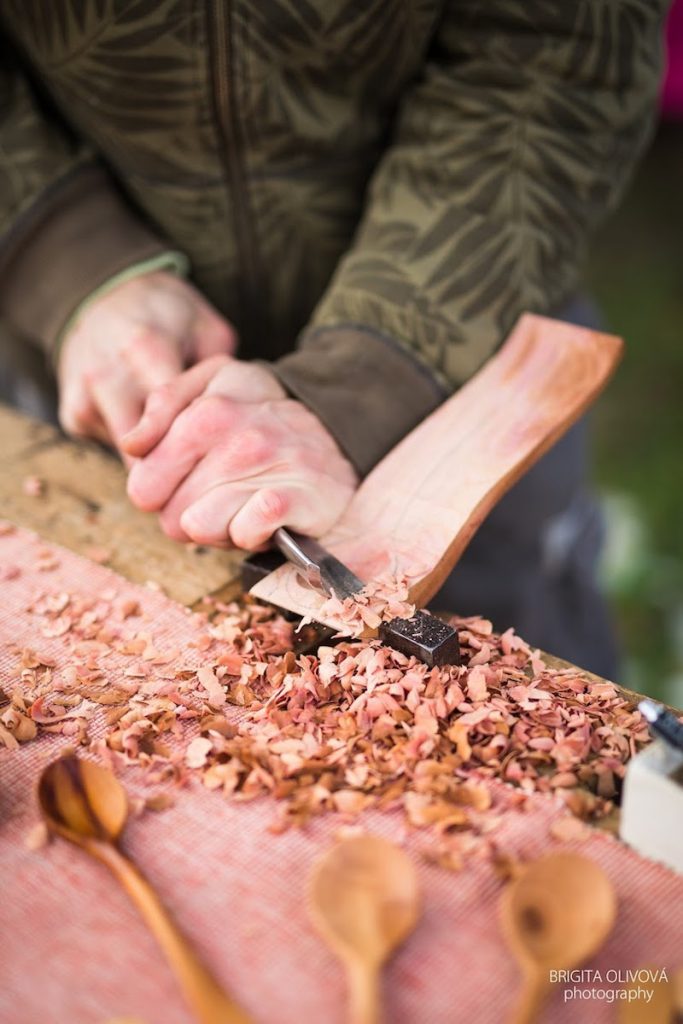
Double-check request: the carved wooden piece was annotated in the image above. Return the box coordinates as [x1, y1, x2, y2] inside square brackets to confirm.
[500, 853, 617, 1024]
[38, 757, 251, 1024]
[251, 314, 622, 628]
[308, 836, 420, 1024]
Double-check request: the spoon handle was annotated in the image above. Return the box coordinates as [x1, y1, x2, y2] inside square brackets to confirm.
[511, 973, 549, 1024]
[347, 959, 381, 1024]
[95, 841, 251, 1024]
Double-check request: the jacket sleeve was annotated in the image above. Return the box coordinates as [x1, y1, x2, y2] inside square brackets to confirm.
[0, 38, 169, 354]
[274, 0, 667, 476]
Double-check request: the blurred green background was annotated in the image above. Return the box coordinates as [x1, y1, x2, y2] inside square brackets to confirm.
[587, 122, 683, 708]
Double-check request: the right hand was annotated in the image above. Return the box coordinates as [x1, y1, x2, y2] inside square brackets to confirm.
[57, 270, 237, 454]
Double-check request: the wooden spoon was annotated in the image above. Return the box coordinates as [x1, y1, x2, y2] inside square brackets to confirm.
[619, 966, 676, 1024]
[38, 755, 251, 1024]
[308, 836, 420, 1024]
[500, 852, 617, 1024]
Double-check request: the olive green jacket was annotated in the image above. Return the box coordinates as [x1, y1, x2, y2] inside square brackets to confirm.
[0, 1, 667, 473]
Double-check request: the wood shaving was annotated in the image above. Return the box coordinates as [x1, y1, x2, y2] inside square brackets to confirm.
[84, 546, 112, 565]
[9, 576, 654, 870]
[549, 815, 590, 842]
[24, 822, 50, 851]
[305, 572, 416, 636]
[22, 476, 44, 498]
[144, 793, 176, 812]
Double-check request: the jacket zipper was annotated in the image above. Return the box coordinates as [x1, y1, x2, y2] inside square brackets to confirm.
[208, 0, 262, 340]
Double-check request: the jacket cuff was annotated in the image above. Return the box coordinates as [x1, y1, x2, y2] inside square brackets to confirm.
[54, 250, 189, 366]
[272, 325, 448, 477]
[0, 164, 168, 353]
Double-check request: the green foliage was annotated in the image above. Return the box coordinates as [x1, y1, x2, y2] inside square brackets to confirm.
[587, 124, 683, 708]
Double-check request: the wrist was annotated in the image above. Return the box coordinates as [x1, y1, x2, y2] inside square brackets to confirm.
[55, 251, 189, 367]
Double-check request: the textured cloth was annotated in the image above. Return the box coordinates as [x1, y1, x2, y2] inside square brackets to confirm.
[1, 528, 681, 1024]
[0, 1, 668, 472]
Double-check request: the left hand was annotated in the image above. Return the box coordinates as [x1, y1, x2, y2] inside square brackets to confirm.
[124, 358, 358, 549]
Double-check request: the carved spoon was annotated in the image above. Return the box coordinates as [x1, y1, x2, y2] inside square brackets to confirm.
[308, 835, 420, 1024]
[38, 755, 251, 1024]
[500, 852, 617, 1024]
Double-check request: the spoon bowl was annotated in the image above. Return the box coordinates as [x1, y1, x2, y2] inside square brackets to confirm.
[500, 852, 617, 1024]
[618, 965, 675, 1024]
[308, 835, 420, 1024]
[39, 754, 127, 844]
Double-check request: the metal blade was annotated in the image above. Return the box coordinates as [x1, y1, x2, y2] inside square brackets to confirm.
[273, 528, 364, 600]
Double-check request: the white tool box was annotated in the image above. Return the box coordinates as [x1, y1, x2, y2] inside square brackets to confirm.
[620, 739, 683, 875]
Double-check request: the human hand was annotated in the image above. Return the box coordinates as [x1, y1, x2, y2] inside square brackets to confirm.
[57, 271, 237, 453]
[124, 359, 358, 550]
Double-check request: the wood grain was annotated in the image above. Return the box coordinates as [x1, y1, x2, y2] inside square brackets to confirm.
[0, 403, 243, 606]
[251, 314, 623, 628]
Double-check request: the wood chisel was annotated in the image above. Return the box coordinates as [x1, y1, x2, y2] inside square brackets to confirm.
[243, 527, 462, 667]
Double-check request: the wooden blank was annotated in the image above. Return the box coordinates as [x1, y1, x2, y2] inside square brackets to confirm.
[251, 314, 622, 627]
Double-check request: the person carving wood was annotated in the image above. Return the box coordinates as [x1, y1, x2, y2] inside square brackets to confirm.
[0, 2, 669, 677]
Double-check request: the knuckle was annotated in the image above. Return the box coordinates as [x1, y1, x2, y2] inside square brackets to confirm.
[230, 428, 270, 469]
[128, 325, 160, 353]
[181, 514, 219, 546]
[254, 488, 288, 524]
[145, 383, 172, 413]
[188, 393, 232, 434]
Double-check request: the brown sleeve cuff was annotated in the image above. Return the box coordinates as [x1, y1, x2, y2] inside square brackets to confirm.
[0, 163, 168, 353]
[272, 325, 448, 477]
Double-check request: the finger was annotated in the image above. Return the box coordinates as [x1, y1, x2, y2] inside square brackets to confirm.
[156, 452, 246, 541]
[193, 309, 239, 359]
[205, 360, 286, 403]
[177, 481, 254, 546]
[227, 487, 298, 551]
[59, 379, 114, 447]
[121, 355, 231, 457]
[154, 421, 274, 539]
[127, 394, 234, 512]
[90, 372, 146, 451]
[125, 326, 185, 391]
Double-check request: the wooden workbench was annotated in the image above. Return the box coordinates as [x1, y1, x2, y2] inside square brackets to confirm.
[0, 401, 654, 716]
[0, 403, 244, 608]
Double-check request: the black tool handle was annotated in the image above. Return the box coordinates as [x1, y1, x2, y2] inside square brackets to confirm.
[639, 700, 683, 754]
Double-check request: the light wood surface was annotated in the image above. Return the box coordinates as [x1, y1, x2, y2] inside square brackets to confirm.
[0, 403, 243, 606]
[38, 756, 251, 1024]
[251, 314, 623, 629]
[499, 853, 617, 1024]
[308, 836, 421, 1024]
[619, 968, 677, 1024]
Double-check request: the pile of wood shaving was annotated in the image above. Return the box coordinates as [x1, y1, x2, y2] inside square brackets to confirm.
[1, 574, 655, 864]
[304, 573, 416, 636]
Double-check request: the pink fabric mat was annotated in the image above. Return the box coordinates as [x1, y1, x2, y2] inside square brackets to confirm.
[1, 528, 681, 1024]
